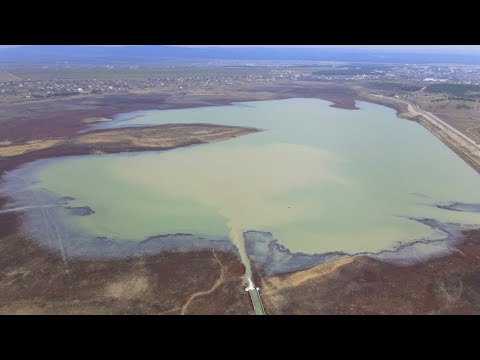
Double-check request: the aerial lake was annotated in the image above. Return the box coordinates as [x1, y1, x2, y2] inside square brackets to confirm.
[6, 98, 480, 275]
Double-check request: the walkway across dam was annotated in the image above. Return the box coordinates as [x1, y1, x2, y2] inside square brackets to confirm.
[245, 278, 266, 315]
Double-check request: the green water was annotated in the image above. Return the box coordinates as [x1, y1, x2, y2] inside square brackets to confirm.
[30, 99, 480, 263]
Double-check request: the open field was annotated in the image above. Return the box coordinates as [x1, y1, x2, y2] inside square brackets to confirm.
[82, 117, 111, 124]
[8, 67, 272, 81]
[403, 92, 480, 141]
[0, 70, 21, 82]
[74, 124, 257, 149]
[0, 139, 64, 157]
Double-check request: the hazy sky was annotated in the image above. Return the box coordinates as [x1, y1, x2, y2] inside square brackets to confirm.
[176, 45, 480, 52]
[1, 45, 479, 53]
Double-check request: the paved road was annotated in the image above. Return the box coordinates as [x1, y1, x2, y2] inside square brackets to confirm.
[373, 94, 480, 148]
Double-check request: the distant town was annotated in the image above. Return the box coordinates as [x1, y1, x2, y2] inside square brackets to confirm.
[2, 63, 480, 103]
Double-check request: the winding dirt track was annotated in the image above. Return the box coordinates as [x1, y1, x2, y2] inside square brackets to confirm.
[180, 249, 226, 315]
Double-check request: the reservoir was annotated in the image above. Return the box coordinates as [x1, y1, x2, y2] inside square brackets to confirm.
[6, 98, 480, 274]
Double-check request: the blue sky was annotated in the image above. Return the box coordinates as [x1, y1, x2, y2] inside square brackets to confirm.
[1, 45, 480, 53]
[177, 45, 480, 52]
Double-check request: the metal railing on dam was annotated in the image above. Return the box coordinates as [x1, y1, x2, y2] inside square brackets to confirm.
[245, 278, 266, 315]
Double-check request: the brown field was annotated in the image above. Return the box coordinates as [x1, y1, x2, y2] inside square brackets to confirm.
[82, 117, 111, 124]
[414, 95, 480, 143]
[73, 124, 257, 150]
[0, 70, 20, 82]
[0, 139, 63, 157]
[0, 124, 257, 160]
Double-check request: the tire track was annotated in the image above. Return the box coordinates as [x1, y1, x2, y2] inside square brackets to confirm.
[180, 248, 225, 315]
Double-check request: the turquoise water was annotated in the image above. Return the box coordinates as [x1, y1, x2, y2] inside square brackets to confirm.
[18, 98, 480, 269]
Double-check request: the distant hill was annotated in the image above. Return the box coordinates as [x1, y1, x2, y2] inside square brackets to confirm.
[1, 45, 480, 65]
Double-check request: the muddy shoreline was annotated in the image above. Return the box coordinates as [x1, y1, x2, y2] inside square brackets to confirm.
[2, 83, 480, 314]
[0, 208, 251, 314]
[245, 217, 474, 277]
[260, 227, 480, 314]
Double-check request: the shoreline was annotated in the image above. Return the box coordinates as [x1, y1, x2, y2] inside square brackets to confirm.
[260, 226, 480, 314]
[3, 92, 479, 269]
[0, 123, 259, 174]
[0, 82, 358, 144]
[2, 84, 480, 314]
[0, 209, 251, 315]
[356, 91, 480, 174]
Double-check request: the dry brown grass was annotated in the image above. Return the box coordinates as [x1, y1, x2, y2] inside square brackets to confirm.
[90, 150, 107, 155]
[82, 117, 111, 124]
[74, 125, 253, 149]
[105, 276, 149, 300]
[0, 124, 255, 159]
[0, 139, 63, 157]
[264, 257, 355, 294]
[0, 70, 20, 82]
[75, 130, 159, 147]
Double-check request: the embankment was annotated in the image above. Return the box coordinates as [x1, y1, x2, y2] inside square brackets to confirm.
[357, 92, 480, 174]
